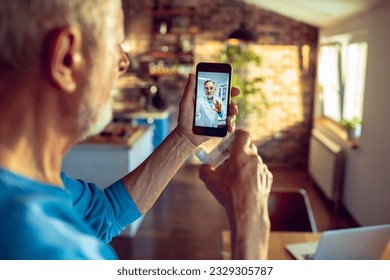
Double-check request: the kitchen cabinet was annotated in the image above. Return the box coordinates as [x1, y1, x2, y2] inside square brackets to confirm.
[115, 110, 170, 150]
[130, 111, 170, 149]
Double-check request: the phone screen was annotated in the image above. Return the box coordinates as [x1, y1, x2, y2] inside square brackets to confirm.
[193, 63, 232, 137]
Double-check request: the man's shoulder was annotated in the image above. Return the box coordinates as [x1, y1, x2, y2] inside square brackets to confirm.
[0, 183, 78, 240]
[0, 171, 71, 217]
[0, 185, 116, 259]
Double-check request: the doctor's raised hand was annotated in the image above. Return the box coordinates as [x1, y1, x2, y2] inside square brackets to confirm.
[177, 73, 240, 146]
[199, 130, 273, 260]
[213, 99, 223, 113]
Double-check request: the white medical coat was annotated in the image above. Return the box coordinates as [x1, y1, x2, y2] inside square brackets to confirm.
[195, 96, 225, 128]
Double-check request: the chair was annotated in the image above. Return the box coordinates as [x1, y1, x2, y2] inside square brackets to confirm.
[268, 188, 317, 232]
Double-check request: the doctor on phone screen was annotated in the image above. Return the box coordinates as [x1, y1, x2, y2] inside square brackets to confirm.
[196, 80, 225, 128]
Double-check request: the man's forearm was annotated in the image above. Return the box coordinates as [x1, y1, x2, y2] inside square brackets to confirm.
[121, 127, 196, 214]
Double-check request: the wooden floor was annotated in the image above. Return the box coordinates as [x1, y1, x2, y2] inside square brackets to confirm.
[110, 164, 358, 260]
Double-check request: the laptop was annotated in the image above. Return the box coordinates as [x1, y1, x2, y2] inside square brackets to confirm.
[285, 224, 390, 260]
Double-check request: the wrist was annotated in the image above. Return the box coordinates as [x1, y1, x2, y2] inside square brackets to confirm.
[235, 201, 270, 233]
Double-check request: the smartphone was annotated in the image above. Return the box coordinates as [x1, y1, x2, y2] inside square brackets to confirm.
[193, 62, 232, 137]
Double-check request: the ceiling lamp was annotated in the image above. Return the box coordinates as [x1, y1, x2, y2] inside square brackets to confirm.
[228, 23, 257, 43]
[228, 0, 257, 44]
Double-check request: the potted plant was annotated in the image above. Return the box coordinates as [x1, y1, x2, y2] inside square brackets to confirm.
[219, 44, 268, 126]
[341, 117, 362, 141]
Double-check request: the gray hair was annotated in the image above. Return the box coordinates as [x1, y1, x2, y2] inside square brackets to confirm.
[0, 0, 120, 72]
[204, 80, 216, 86]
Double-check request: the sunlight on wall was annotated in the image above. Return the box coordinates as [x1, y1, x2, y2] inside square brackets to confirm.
[194, 40, 223, 64]
[195, 43, 305, 143]
[246, 45, 304, 142]
[302, 44, 311, 71]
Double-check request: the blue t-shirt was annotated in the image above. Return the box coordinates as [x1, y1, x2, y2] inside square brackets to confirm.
[0, 167, 141, 259]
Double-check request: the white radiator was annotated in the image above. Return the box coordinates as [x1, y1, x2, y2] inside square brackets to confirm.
[308, 128, 345, 207]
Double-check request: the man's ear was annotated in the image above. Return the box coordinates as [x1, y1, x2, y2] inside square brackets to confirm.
[44, 27, 83, 93]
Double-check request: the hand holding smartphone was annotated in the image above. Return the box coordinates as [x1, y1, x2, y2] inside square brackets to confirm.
[193, 62, 232, 137]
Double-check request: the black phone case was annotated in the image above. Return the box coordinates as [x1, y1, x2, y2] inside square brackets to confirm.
[193, 62, 232, 137]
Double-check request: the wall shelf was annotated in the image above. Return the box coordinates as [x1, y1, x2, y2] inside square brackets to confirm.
[147, 3, 196, 78]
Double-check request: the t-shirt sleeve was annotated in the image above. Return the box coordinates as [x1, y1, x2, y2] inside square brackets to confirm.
[61, 172, 141, 242]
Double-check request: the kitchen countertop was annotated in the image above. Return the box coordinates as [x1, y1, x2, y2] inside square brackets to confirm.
[114, 109, 170, 119]
[82, 123, 151, 148]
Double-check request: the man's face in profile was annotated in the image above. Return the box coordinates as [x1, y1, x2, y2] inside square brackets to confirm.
[204, 81, 215, 99]
[77, 2, 128, 139]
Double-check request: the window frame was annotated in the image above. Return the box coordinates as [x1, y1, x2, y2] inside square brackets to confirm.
[317, 34, 368, 123]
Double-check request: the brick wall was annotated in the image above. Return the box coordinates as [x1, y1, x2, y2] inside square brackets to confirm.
[122, 0, 318, 167]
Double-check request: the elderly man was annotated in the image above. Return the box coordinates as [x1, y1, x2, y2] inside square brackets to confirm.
[0, 0, 272, 259]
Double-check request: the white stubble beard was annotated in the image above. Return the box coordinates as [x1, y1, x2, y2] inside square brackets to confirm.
[77, 89, 113, 141]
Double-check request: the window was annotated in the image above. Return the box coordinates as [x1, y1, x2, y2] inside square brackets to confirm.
[342, 42, 367, 122]
[318, 37, 368, 127]
[318, 44, 342, 121]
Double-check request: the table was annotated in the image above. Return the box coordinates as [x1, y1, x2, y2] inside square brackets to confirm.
[221, 231, 390, 260]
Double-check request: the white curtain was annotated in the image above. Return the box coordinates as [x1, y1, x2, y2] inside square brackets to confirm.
[318, 44, 342, 122]
[342, 42, 368, 121]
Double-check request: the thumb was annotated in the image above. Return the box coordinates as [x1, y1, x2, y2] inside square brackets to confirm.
[199, 164, 218, 186]
[180, 73, 196, 107]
